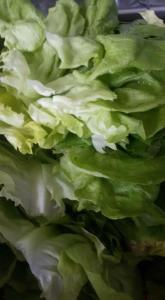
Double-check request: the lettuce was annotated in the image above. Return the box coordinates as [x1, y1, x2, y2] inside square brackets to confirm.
[0, 0, 165, 299]
[45, 0, 85, 36]
[0, 199, 137, 300]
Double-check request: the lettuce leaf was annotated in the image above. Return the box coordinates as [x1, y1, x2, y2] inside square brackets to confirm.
[67, 147, 165, 184]
[45, 0, 85, 36]
[0, 199, 137, 300]
[0, 0, 165, 299]
[46, 32, 103, 69]
[0, 142, 64, 220]
[0, 0, 44, 52]
[84, 0, 118, 36]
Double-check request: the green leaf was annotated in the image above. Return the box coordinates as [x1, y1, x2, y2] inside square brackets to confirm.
[48, 73, 116, 102]
[84, 0, 118, 36]
[88, 35, 165, 80]
[0, 143, 64, 220]
[25, 41, 64, 83]
[0, 0, 41, 23]
[43, 153, 161, 220]
[46, 32, 103, 69]
[133, 105, 165, 138]
[111, 72, 165, 113]
[1, 20, 45, 52]
[0, 50, 55, 101]
[68, 147, 165, 184]
[0, 0, 44, 52]
[45, 0, 85, 36]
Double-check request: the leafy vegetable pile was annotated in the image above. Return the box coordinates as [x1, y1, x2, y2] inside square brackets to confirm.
[0, 0, 165, 299]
